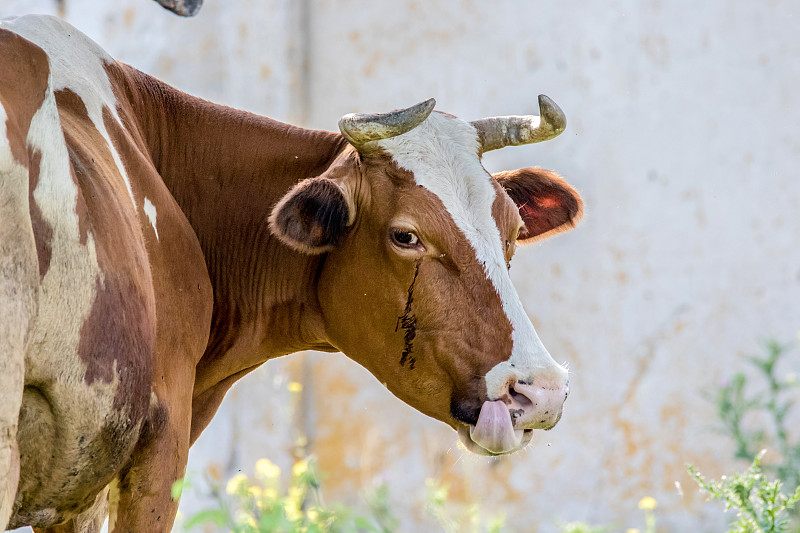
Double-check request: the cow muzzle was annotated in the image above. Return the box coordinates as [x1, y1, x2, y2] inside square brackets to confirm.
[458, 379, 569, 455]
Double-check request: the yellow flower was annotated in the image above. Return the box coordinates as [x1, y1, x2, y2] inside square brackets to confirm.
[235, 510, 257, 528]
[263, 488, 278, 500]
[425, 478, 448, 505]
[626, 529, 641, 533]
[292, 460, 308, 477]
[225, 473, 248, 495]
[288, 381, 303, 393]
[285, 507, 302, 522]
[255, 458, 281, 480]
[284, 498, 302, 522]
[288, 485, 305, 503]
[248, 486, 262, 499]
[638, 496, 658, 510]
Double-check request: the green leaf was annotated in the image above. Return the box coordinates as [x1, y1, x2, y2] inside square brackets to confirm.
[183, 509, 229, 530]
[171, 477, 190, 501]
[354, 516, 378, 532]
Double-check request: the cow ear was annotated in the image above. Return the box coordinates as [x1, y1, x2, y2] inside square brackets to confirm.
[269, 177, 353, 254]
[493, 167, 583, 243]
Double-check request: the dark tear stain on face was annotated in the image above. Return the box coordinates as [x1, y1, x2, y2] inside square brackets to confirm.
[395, 260, 420, 370]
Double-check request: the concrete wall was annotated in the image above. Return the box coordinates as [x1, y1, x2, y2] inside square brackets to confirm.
[2, 0, 799, 531]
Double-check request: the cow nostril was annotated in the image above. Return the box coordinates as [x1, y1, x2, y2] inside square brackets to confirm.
[508, 384, 533, 410]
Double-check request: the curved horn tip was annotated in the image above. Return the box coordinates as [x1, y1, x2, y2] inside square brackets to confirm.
[419, 97, 437, 113]
[538, 94, 566, 133]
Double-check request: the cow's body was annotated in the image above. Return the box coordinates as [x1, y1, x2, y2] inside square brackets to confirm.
[0, 15, 582, 533]
[0, 15, 215, 531]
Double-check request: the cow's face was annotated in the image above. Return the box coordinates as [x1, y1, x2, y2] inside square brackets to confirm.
[270, 98, 582, 455]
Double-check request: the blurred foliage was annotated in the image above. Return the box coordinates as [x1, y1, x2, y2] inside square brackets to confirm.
[557, 523, 613, 533]
[712, 340, 800, 493]
[424, 477, 507, 533]
[175, 457, 508, 532]
[558, 337, 799, 533]
[687, 338, 800, 533]
[555, 496, 656, 533]
[175, 456, 398, 532]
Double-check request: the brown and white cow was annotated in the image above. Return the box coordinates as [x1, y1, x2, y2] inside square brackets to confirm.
[0, 14, 582, 533]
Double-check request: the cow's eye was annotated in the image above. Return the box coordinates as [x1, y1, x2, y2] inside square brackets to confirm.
[391, 229, 420, 248]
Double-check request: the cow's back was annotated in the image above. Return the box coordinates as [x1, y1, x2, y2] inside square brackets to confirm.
[0, 15, 212, 528]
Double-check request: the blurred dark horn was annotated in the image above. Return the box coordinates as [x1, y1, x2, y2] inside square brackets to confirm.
[153, 0, 203, 17]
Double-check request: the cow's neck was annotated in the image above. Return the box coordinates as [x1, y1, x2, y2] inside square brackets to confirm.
[126, 66, 348, 393]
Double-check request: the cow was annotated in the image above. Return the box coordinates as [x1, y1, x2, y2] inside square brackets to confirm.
[0, 13, 583, 533]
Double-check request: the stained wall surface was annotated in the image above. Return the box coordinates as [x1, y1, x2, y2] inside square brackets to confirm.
[2, 0, 799, 531]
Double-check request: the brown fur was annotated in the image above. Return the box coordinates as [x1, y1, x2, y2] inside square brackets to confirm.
[27, 149, 53, 279]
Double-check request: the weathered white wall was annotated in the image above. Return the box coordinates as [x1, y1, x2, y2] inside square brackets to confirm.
[2, 0, 799, 531]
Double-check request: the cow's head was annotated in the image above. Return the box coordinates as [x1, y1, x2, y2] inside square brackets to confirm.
[270, 96, 582, 455]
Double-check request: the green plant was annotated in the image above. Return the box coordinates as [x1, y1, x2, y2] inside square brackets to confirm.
[688, 450, 800, 533]
[174, 457, 394, 532]
[714, 340, 800, 492]
[687, 337, 800, 532]
[552, 338, 799, 533]
[361, 481, 399, 533]
[423, 477, 509, 533]
[556, 521, 612, 533]
[554, 496, 655, 533]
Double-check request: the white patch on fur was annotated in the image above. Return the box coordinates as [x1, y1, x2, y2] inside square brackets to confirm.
[376, 113, 568, 396]
[143, 197, 159, 240]
[3, 15, 137, 208]
[0, 94, 37, 532]
[10, 44, 130, 520]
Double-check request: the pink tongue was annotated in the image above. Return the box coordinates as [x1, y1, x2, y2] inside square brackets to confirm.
[469, 400, 524, 454]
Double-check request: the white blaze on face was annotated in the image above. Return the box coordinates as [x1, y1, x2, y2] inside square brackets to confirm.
[2, 15, 137, 209]
[375, 112, 568, 397]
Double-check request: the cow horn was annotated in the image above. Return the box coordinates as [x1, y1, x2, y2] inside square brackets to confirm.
[470, 94, 566, 153]
[153, 0, 203, 17]
[338, 98, 436, 148]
